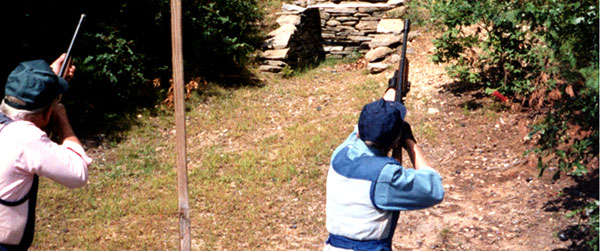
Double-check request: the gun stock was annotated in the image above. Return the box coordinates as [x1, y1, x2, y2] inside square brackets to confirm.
[58, 14, 86, 78]
[392, 19, 411, 162]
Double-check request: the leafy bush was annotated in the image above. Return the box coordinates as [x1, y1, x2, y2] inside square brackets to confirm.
[3, 0, 264, 132]
[183, 0, 263, 77]
[414, 0, 598, 248]
[417, 0, 598, 176]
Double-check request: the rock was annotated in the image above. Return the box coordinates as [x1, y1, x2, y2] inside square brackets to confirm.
[264, 33, 294, 49]
[259, 65, 283, 72]
[321, 32, 336, 39]
[365, 46, 392, 62]
[384, 6, 408, 18]
[324, 7, 357, 14]
[276, 15, 302, 26]
[261, 48, 290, 60]
[282, 4, 306, 13]
[377, 19, 404, 34]
[323, 45, 344, 52]
[348, 36, 372, 43]
[343, 46, 361, 52]
[368, 62, 390, 74]
[268, 24, 297, 37]
[358, 7, 382, 13]
[387, 0, 405, 6]
[558, 232, 568, 241]
[356, 20, 379, 31]
[338, 25, 358, 33]
[264, 60, 289, 67]
[354, 13, 372, 17]
[293, 0, 306, 7]
[371, 11, 385, 19]
[428, 108, 440, 114]
[389, 53, 401, 63]
[368, 34, 402, 48]
[335, 16, 359, 22]
[360, 17, 380, 21]
[326, 19, 341, 27]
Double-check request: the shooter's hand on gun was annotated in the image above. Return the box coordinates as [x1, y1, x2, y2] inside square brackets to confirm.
[50, 53, 75, 81]
[43, 54, 76, 142]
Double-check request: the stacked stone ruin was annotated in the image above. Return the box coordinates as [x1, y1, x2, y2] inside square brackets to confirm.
[259, 0, 415, 74]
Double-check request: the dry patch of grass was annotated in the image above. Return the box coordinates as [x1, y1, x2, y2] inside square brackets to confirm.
[34, 110, 179, 249]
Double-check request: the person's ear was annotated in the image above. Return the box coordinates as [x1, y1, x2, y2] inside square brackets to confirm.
[41, 104, 55, 127]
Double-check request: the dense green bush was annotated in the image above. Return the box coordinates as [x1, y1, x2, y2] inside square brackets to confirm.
[2, 0, 264, 132]
[417, 0, 598, 177]
[183, 0, 263, 77]
[413, 0, 598, 248]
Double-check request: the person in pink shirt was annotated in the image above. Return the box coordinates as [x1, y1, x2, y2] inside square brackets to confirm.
[0, 55, 92, 250]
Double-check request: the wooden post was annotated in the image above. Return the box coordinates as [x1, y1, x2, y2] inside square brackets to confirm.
[170, 0, 191, 250]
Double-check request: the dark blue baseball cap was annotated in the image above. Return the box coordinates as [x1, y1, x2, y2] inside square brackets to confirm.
[4, 60, 68, 110]
[358, 99, 407, 150]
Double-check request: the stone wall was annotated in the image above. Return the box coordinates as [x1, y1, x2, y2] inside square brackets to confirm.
[260, 7, 324, 73]
[259, 0, 413, 74]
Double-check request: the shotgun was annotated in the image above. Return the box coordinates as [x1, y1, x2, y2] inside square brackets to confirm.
[390, 19, 411, 163]
[58, 14, 86, 78]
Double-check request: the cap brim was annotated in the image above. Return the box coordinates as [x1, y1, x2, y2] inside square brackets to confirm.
[57, 76, 69, 93]
[390, 101, 407, 120]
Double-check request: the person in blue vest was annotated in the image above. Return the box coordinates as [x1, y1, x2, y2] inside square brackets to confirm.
[324, 86, 444, 251]
[0, 55, 92, 250]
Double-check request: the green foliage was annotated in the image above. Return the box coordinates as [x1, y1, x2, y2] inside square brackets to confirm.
[183, 0, 263, 76]
[420, 1, 599, 248]
[589, 201, 600, 250]
[280, 65, 295, 79]
[422, 0, 541, 95]
[422, 0, 598, 175]
[342, 50, 363, 64]
[566, 200, 599, 250]
[79, 32, 148, 97]
[4, 0, 264, 133]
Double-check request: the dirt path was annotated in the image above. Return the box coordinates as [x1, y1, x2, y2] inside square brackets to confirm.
[382, 30, 578, 250]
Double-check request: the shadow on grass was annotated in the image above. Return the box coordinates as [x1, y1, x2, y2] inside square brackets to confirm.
[437, 80, 491, 112]
[440, 80, 484, 97]
[68, 66, 266, 149]
[543, 169, 599, 251]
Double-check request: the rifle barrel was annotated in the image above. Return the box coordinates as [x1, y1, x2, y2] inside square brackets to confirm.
[59, 14, 86, 78]
[392, 19, 410, 163]
[395, 19, 410, 103]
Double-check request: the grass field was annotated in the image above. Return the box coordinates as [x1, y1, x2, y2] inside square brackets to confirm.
[32, 59, 391, 250]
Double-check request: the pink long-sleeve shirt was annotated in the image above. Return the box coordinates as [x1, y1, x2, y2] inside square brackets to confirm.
[0, 120, 92, 244]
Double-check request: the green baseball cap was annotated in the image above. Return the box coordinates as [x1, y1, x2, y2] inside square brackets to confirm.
[4, 60, 68, 110]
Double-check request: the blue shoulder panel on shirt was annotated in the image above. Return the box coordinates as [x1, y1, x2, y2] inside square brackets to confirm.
[373, 163, 445, 211]
[331, 146, 398, 181]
